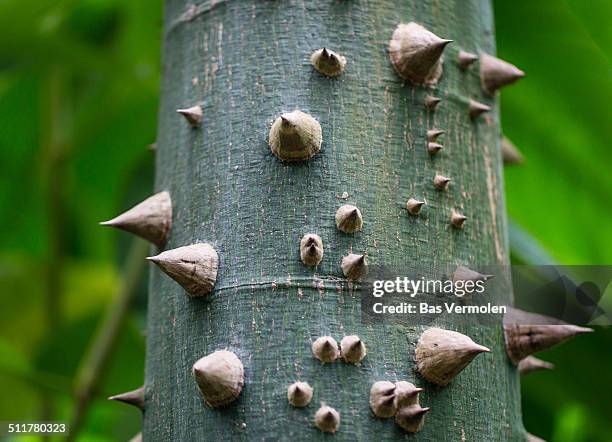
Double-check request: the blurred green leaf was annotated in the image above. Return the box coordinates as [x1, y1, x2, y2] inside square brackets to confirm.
[495, 0, 612, 265]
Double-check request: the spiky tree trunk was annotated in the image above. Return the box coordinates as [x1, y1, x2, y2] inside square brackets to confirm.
[144, 0, 526, 440]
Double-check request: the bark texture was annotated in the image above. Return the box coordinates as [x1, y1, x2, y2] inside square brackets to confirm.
[145, 0, 525, 440]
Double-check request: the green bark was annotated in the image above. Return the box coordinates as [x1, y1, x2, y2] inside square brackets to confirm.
[145, 0, 524, 440]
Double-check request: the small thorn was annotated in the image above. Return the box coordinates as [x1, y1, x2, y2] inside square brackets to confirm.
[425, 95, 441, 111]
[427, 129, 445, 142]
[310, 47, 347, 77]
[527, 432, 547, 442]
[100, 191, 172, 247]
[406, 198, 425, 216]
[288, 381, 313, 407]
[451, 211, 467, 228]
[502, 136, 524, 165]
[415, 407, 431, 417]
[341, 253, 368, 280]
[427, 142, 444, 155]
[108, 386, 145, 411]
[349, 339, 362, 350]
[176, 105, 203, 127]
[503, 308, 593, 364]
[315, 405, 340, 433]
[457, 50, 478, 69]
[468, 99, 491, 119]
[453, 266, 494, 285]
[471, 344, 491, 353]
[518, 356, 555, 375]
[480, 52, 525, 94]
[335, 204, 363, 233]
[433, 174, 451, 191]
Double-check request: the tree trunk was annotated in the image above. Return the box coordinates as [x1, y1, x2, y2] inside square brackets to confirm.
[145, 0, 525, 440]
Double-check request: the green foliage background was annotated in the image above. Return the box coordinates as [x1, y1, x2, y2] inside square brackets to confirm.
[0, 0, 609, 441]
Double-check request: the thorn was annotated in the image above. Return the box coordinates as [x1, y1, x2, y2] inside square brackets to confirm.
[427, 142, 444, 155]
[310, 47, 347, 77]
[433, 174, 451, 191]
[527, 432, 547, 442]
[108, 386, 145, 411]
[480, 52, 525, 95]
[416, 327, 490, 386]
[287, 381, 313, 407]
[503, 307, 593, 364]
[389, 22, 452, 85]
[427, 129, 445, 142]
[453, 266, 494, 285]
[518, 356, 555, 375]
[300, 233, 323, 267]
[369, 381, 398, 418]
[340, 335, 367, 364]
[335, 204, 363, 233]
[315, 405, 340, 433]
[451, 210, 467, 228]
[457, 50, 478, 69]
[312, 336, 339, 363]
[395, 404, 430, 433]
[502, 136, 524, 165]
[176, 105, 203, 127]
[468, 99, 491, 119]
[341, 253, 368, 280]
[394, 381, 424, 408]
[425, 95, 441, 111]
[193, 350, 244, 408]
[100, 191, 172, 247]
[147, 243, 219, 297]
[413, 406, 431, 417]
[349, 338, 362, 348]
[270, 110, 322, 161]
[406, 198, 425, 216]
